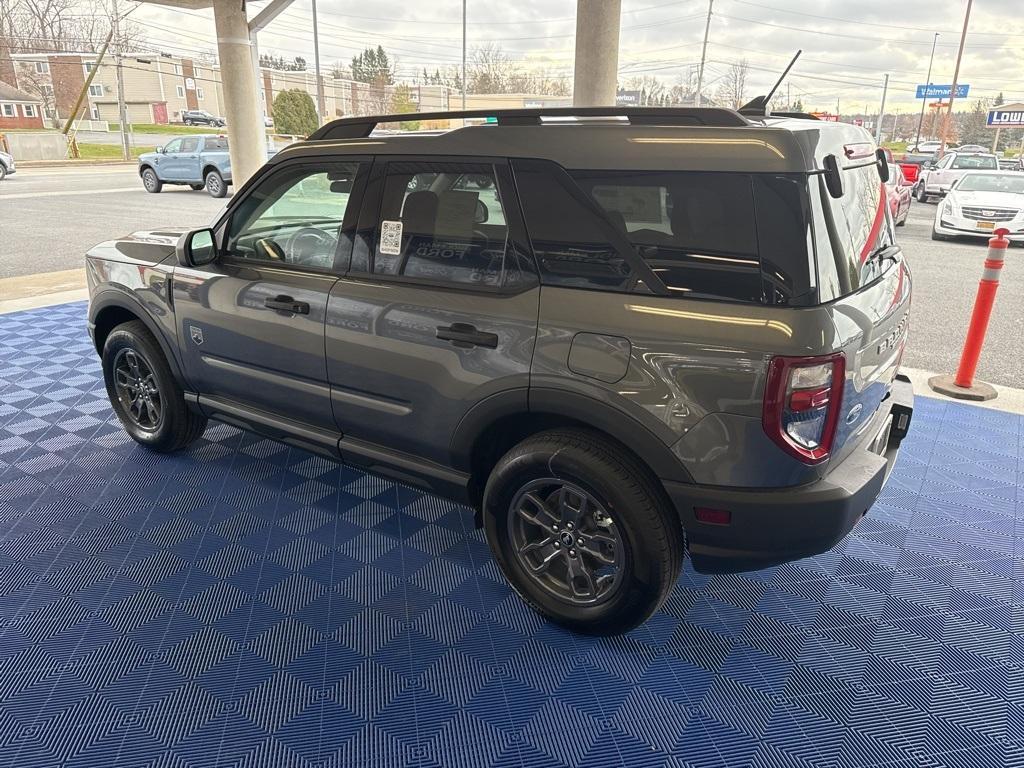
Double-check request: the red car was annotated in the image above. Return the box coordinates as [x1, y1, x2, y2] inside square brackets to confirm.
[886, 164, 912, 226]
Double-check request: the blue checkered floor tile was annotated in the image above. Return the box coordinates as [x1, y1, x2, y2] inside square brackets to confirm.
[1, 301, 1022, 768]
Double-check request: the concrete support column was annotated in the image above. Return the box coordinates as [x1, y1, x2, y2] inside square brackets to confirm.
[213, 0, 264, 187]
[572, 0, 622, 107]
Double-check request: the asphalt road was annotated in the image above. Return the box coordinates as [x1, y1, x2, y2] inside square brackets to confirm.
[0, 165, 228, 278]
[1, 166, 1021, 386]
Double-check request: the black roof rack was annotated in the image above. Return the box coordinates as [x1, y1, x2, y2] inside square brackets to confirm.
[308, 106, 750, 141]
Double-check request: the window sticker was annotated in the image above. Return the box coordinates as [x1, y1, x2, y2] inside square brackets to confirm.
[380, 220, 403, 255]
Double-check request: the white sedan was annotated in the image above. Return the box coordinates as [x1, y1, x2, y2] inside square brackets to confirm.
[932, 171, 1024, 242]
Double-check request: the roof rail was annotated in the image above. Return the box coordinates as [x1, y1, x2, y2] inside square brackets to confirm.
[308, 106, 750, 141]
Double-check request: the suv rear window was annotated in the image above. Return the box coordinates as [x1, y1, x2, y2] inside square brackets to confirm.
[513, 160, 814, 305]
[206, 137, 228, 151]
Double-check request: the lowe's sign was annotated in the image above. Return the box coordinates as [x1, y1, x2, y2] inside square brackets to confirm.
[915, 84, 970, 99]
[987, 107, 1024, 126]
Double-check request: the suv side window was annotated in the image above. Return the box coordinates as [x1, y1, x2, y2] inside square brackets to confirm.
[224, 162, 365, 271]
[512, 159, 636, 292]
[163, 138, 183, 154]
[180, 137, 199, 153]
[370, 161, 519, 289]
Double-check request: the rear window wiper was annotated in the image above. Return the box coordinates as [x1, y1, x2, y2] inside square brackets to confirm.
[865, 245, 900, 269]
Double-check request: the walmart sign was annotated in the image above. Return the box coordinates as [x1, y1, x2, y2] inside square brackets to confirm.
[915, 84, 970, 99]
[987, 107, 1024, 126]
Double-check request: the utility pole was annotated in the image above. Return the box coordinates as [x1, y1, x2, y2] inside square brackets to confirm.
[311, 0, 323, 123]
[914, 33, 939, 152]
[461, 0, 466, 110]
[940, 0, 972, 155]
[875, 74, 889, 143]
[695, 0, 713, 107]
[112, 0, 130, 161]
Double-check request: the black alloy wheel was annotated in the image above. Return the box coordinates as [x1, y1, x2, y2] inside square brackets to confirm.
[112, 348, 163, 432]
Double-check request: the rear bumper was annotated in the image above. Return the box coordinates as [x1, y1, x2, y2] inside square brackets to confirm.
[669, 375, 914, 574]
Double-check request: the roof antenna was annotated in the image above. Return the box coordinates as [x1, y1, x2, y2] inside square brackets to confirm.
[739, 50, 801, 116]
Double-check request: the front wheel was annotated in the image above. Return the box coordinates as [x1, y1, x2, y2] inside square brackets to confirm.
[0, 164, 6, 182]
[483, 429, 684, 635]
[141, 168, 162, 193]
[915, 184, 929, 203]
[205, 169, 227, 198]
[102, 320, 207, 452]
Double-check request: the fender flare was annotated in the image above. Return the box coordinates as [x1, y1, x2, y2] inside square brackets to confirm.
[89, 289, 189, 389]
[450, 386, 693, 484]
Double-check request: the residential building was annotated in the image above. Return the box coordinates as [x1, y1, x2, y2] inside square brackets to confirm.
[0, 80, 45, 129]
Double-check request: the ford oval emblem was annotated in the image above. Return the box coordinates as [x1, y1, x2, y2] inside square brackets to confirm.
[846, 403, 863, 425]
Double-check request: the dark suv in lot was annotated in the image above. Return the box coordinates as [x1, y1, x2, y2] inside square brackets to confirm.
[181, 109, 225, 127]
[86, 107, 913, 633]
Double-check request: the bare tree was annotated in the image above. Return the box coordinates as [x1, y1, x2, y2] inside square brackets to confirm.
[1, 0, 144, 54]
[717, 59, 749, 109]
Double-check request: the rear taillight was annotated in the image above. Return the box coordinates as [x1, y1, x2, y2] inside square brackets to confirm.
[762, 353, 846, 464]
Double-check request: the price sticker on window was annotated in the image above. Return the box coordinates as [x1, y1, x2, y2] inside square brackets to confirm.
[380, 220, 403, 255]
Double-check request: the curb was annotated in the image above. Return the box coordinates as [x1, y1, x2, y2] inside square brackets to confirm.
[17, 160, 137, 169]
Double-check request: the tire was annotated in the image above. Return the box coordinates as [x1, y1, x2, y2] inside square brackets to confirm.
[483, 428, 684, 635]
[189, 183, 204, 191]
[102, 320, 207, 452]
[184, 119, 193, 126]
[915, 184, 928, 203]
[141, 167, 162, 193]
[205, 169, 227, 198]
[0, 164, 6, 182]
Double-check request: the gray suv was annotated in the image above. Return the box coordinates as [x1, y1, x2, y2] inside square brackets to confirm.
[86, 107, 914, 634]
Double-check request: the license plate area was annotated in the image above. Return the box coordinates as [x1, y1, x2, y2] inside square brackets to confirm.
[976, 220, 995, 230]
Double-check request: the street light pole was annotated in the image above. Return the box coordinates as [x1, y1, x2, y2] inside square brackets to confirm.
[913, 32, 938, 152]
[695, 0, 713, 107]
[311, 0, 324, 124]
[875, 73, 889, 143]
[940, 0, 973, 155]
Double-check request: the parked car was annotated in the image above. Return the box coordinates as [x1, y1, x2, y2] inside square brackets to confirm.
[932, 171, 1024, 242]
[909, 140, 945, 153]
[998, 157, 1023, 171]
[263, 115, 274, 128]
[0, 148, 14, 181]
[138, 135, 233, 197]
[886, 163, 912, 226]
[914, 151, 999, 202]
[182, 109, 225, 127]
[957, 144, 988, 154]
[86, 107, 914, 634]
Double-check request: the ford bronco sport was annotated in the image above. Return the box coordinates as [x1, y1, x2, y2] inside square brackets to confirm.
[86, 107, 914, 634]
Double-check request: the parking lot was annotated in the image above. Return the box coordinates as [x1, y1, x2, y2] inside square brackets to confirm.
[2, 166, 1020, 387]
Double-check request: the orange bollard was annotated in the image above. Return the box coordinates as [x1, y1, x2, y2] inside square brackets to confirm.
[929, 228, 1009, 401]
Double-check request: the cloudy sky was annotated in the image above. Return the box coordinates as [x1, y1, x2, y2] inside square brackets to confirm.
[129, 0, 1024, 113]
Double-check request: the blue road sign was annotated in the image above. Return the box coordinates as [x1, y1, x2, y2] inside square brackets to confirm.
[987, 107, 1024, 126]
[915, 84, 970, 99]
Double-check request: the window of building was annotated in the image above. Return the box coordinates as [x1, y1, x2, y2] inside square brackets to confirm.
[22, 104, 37, 118]
[90, 105, 100, 120]
[88, 84, 104, 97]
[194, 67, 202, 78]
[225, 163, 365, 271]
[1, 103, 15, 118]
[34, 61, 49, 74]
[176, 85, 185, 98]
[197, 88, 204, 101]
[370, 161, 517, 289]
[84, 62, 94, 74]
[173, 64, 182, 75]
[41, 84, 53, 96]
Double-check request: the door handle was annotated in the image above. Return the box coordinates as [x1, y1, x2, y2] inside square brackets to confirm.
[265, 295, 310, 315]
[436, 323, 498, 349]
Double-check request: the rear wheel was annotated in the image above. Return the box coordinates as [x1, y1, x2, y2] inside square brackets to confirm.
[0, 164, 7, 182]
[102, 320, 206, 452]
[205, 169, 227, 198]
[483, 429, 683, 635]
[141, 167, 162, 193]
[915, 183, 929, 203]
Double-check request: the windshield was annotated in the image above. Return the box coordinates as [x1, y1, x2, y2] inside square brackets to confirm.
[951, 155, 998, 169]
[957, 174, 1024, 194]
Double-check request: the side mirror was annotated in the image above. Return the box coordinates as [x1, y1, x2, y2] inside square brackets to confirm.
[176, 227, 217, 267]
[474, 199, 488, 224]
[157, 146, 165, 154]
